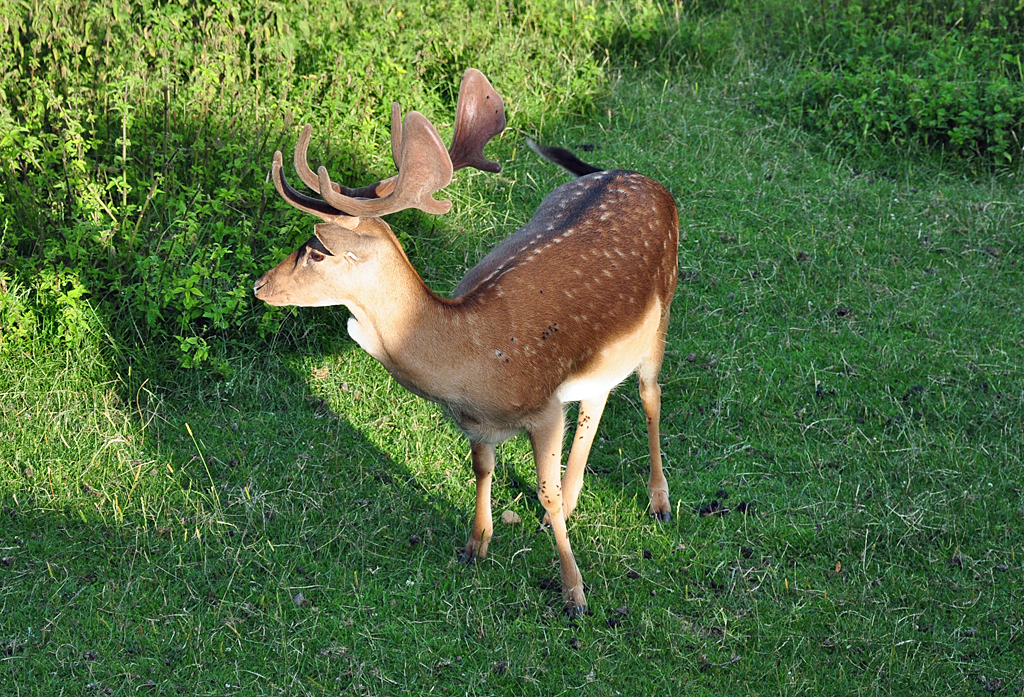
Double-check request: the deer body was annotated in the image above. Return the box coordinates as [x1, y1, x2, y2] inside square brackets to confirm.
[254, 70, 678, 616]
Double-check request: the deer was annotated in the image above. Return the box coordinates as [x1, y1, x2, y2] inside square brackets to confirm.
[253, 69, 679, 617]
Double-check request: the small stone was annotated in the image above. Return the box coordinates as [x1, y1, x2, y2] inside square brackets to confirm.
[293, 593, 310, 608]
[500, 510, 521, 525]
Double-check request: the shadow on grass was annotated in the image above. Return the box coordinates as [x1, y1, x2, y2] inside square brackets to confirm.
[0, 332, 575, 691]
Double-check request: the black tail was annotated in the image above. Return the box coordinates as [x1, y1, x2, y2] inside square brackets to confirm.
[526, 137, 603, 177]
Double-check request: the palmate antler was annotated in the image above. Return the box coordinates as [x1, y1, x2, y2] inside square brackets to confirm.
[273, 68, 506, 222]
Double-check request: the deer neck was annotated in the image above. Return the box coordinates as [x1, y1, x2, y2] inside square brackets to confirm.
[344, 248, 468, 404]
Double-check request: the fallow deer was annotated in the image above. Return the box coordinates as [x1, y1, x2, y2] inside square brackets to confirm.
[254, 69, 679, 616]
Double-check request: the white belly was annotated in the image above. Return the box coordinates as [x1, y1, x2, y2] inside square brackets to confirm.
[554, 300, 663, 403]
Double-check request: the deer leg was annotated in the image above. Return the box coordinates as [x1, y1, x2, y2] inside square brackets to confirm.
[638, 310, 672, 522]
[461, 441, 495, 562]
[543, 392, 609, 526]
[530, 399, 587, 616]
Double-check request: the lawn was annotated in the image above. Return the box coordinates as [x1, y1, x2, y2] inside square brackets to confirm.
[2, 3, 1023, 695]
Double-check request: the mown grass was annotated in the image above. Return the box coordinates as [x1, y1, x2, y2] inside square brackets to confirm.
[3, 60, 1023, 697]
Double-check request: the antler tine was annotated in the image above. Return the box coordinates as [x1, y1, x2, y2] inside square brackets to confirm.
[319, 111, 453, 217]
[448, 68, 506, 173]
[293, 125, 322, 193]
[295, 124, 398, 200]
[271, 150, 357, 224]
[391, 102, 403, 171]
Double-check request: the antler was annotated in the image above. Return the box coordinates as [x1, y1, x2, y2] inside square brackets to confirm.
[292, 124, 398, 200]
[271, 150, 359, 226]
[274, 68, 506, 219]
[277, 114, 451, 219]
[319, 111, 454, 217]
[448, 68, 506, 173]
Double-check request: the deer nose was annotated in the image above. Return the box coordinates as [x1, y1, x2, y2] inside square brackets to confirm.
[253, 273, 269, 297]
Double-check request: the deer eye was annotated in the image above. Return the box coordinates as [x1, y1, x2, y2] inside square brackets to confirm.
[309, 250, 326, 262]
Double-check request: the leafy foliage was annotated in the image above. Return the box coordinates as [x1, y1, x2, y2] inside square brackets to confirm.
[0, 0, 606, 367]
[753, 0, 1024, 163]
[3, 0, 1022, 371]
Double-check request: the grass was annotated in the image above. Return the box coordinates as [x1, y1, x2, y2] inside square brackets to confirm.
[2, 64, 1023, 695]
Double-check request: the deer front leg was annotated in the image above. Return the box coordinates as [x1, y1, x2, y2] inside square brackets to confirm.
[543, 392, 609, 526]
[462, 441, 496, 563]
[530, 399, 587, 617]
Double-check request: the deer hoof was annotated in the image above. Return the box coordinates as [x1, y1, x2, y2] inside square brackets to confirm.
[564, 604, 589, 620]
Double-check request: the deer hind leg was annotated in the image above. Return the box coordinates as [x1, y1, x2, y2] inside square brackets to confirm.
[461, 441, 495, 562]
[530, 399, 587, 617]
[638, 309, 672, 522]
[542, 392, 609, 526]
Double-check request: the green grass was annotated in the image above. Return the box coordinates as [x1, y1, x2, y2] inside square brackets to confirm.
[3, 64, 1023, 695]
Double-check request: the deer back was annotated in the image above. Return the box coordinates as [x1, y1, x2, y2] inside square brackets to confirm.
[443, 169, 679, 417]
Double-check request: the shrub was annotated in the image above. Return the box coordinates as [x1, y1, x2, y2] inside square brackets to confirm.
[753, 0, 1024, 163]
[0, 0, 608, 368]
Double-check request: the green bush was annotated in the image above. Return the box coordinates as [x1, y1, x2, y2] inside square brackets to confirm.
[0, 0, 609, 368]
[753, 0, 1024, 163]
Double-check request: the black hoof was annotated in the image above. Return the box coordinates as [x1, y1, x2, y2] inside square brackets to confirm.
[565, 605, 589, 620]
[459, 553, 477, 566]
[654, 509, 672, 522]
